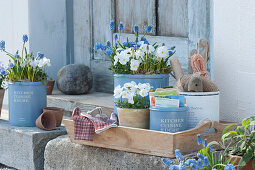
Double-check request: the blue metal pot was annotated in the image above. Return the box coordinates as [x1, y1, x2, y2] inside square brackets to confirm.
[150, 106, 188, 133]
[8, 82, 47, 127]
[114, 74, 170, 113]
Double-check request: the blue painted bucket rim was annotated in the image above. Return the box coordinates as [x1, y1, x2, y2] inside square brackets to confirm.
[8, 81, 46, 86]
[150, 106, 187, 112]
[180, 91, 220, 96]
[114, 74, 169, 79]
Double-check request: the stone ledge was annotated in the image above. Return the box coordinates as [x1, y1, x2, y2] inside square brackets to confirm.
[47, 89, 114, 115]
[0, 119, 66, 170]
[44, 135, 168, 170]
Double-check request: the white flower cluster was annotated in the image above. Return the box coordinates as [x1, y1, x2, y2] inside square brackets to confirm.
[114, 81, 152, 104]
[113, 41, 170, 71]
[30, 57, 51, 68]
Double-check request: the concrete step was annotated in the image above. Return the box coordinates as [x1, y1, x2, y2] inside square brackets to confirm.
[47, 90, 114, 116]
[44, 135, 168, 170]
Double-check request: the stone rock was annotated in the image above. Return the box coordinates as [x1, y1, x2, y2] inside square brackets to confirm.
[44, 135, 168, 170]
[0, 119, 66, 170]
[57, 64, 93, 95]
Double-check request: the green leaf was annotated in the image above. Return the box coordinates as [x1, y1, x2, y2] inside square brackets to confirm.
[223, 124, 238, 134]
[242, 118, 251, 127]
[250, 120, 255, 126]
[253, 158, 255, 169]
[238, 154, 252, 169]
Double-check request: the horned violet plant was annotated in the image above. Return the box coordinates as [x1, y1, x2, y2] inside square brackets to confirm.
[0, 35, 50, 82]
[94, 21, 175, 75]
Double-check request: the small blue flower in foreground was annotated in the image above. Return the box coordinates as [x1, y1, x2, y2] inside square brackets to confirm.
[106, 41, 111, 47]
[9, 62, 14, 68]
[203, 139, 207, 147]
[94, 43, 101, 51]
[14, 54, 20, 59]
[175, 149, 184, 161]
[141, 37, 149, 45]
[224, 164, 235, 170]
[197, 134, 203, 145]
[0, 40, 5, 51]
[203, 156, 210, 166]
[161, 158, 172, 167]
[114, 34, 118, 40]
[1, 70, 7, 76]
[169, 51, 173, 56]
[106, 49, 113, 56]
[197, 159, 203, 168]
[171, 46, 176, 50]
[37, 52, 44, 59]
[145, 25, 153, 33]
[100, 45, 107, 51]
[22, 34, 28, 43]
[197, 153, 204, 161]
[110, 20, 115, 30]
[134, 24, 139, 33]
[118, 22, 123, 31]
[169, 165, 179, 170]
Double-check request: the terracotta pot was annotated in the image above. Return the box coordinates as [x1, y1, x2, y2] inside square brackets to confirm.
[47, 80, 55, 95]
[36, 111, 56, 130]
[117, 107, 149, 129]
[43, 107, 64, 127]
[0, 89, 4, 117]
[229, 155, 254, 170]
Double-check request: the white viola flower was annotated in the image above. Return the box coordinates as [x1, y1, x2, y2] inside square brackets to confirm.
[156, 46, 169, 59]
[135, 50, 144, 59]
[130, 59, 140, 71]
[124, 81, 137, 93]
[121, 90, 129, 99]
[127, 96, 134, 104]
[119, 52, 130, 65]
[148, 45, 155, 53]
[138, 83, 151, 92]
[139, 89, 149, 97]
[38, 57, 51, 67]
[139, 43, 148, 53]
[114, 85, 122, 98]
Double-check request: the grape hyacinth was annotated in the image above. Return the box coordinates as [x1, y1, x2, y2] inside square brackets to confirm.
[22, 34, 28, 43]
[0, 40, 5, 51]
[118, 22, 123, 31]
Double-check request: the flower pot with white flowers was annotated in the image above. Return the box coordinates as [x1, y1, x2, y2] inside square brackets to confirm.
[0, 35, 51, 126]
[94, 21, 176, 113]
[114, 81, 151, 129]
[0, 61, 8, 117]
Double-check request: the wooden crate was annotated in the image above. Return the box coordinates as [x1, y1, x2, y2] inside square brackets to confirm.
[64, 119, 232, 158]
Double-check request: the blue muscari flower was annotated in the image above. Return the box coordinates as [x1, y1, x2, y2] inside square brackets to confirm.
[9, 62, 14, 68]
[136, 44, 141, 48]
[171, 46, 176, 50]
[161, 158, 172, 167]
[106, 41, 111, 47]
[179, 161, 186, 170]
[1, 70, 7, 76]
[185, 159, 197, 166]
[114, 34, 118, 40]
[117, 49, 124, 53]
[203, 139, 207, 147]
[100, 45, 107, 51]
[14, 54, 20, 59]
[123, 41, 135, 47]
[197, 153, 205, 161]
[22, 34, 28, 43]
[169, 51, 173, 56]
[134, 24, 139, 33]
[110, 20, 115, 30]
[0, 40, 5, 51]
[175, 149, 184, 161]
[190, 163, 198, 170]
[197, 159, 203, 168]
[224, 164, 235, 170]
[203, 157, 210, 166]
[106, 49, 113, 56]
[145, 25, 153, 33]
[94, 43, 101, 51]
[169, 165, 179, 170]
[37, 52, 44, 59]
[197, 134, 203, 145]
[141, 37, 149, 45]
[118, 22, 123, 31]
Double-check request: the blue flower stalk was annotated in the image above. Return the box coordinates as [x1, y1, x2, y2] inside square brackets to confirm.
[110, 20, 115, 48]
[118, 22, 123, 48]
[134, 24, 139, 43]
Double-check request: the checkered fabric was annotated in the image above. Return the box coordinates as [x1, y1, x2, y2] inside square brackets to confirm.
[72, 107, 118, 141]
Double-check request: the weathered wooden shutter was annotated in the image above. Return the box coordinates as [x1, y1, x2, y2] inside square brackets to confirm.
[73, 0, 211, 93]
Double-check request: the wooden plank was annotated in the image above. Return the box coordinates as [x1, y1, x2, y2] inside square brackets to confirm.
[73, 0, 92, 66]
[158, 0, 188, 37]
[93, 0, 115, 60]
[115, 0, 156, 35]
[64, 120, 236, 158]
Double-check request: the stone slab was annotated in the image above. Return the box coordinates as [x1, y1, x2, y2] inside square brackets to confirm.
[47, 89, 114, 116]
[44, 135, 168, 170]
[0, 119, 66, 170]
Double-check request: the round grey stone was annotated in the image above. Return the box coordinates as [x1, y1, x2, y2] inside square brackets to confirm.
[57, 64, 93, 94]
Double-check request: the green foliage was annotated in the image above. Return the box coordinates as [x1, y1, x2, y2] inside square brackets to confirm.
[115, 96, 149, 109]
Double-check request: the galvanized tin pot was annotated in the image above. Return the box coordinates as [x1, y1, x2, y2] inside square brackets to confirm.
[117, 107, 150, 129]
[150, 106, 188, 133]
[8, 82, 47, 127]
[114, 74, 170, 114]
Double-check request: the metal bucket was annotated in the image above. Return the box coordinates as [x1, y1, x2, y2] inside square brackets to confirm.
[149, 106, 188, 133]
[114, 74, 170, 114]
[180, 91, 220, 129]
[8, 82, 47, 126]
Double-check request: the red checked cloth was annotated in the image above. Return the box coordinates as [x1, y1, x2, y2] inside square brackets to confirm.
[72, 107, 118, 141]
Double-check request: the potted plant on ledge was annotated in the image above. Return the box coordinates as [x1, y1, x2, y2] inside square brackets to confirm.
[0, 61, 8, 117]
[0, 35, 51, 126]
[114, 81, 151, 129]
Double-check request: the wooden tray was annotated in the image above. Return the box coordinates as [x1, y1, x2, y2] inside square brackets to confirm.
[64, 119, 233, 158]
